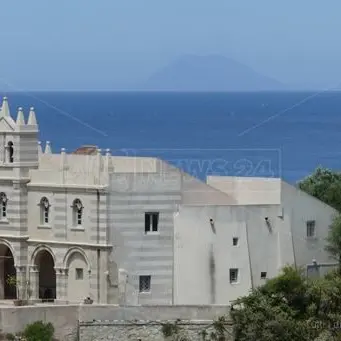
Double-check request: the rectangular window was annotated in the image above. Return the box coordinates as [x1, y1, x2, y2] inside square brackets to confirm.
[145, 212, 159, 233]
[261, 272, 267, 279]
[306, 220, 316, 238]
[44, 208, 49, 224]
[229, 268, 239, 283]
[76, 268, 84, 280]
[232, 237, 239, 246]
[139, 275, 151, 293]
[2, 204, 6, 218]
[77, 210, 82, 225]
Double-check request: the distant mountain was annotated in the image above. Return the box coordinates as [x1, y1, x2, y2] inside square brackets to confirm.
[141, 55, 286, 91]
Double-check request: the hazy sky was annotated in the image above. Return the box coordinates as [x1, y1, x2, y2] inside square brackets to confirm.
[1, 0, 341, 90]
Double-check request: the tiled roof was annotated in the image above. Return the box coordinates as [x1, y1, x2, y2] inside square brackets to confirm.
[72, 145, 98, 155]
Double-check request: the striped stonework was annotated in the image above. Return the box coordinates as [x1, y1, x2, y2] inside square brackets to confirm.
[28, 265, 39, 300]
[10, 182, 29, 235]
[87, 248, 110, 303]
[53, 193, 68, 240]
[53, 246, 67, 268]
[13, 134, 39, 166]
[89, 192, 108, 244]
[15, 265, 27, 299]
[109, 172, 182, 305]
[15, 241, 28, 273]
[1, 183, 24, 234]
[55, 267, 68, 302]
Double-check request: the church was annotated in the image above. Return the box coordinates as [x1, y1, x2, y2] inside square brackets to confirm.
[0, 96, 337, 305]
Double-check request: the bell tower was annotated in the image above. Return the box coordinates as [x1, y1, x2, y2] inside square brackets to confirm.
[0, 97, 39, 178]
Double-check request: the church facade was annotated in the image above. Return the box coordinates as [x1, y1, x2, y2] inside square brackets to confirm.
[0, 97, 337, 305]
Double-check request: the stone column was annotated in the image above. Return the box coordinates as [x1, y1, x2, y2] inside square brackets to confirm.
[55, 267, 68, 303]
[0, 259, 4, 299]
[28, 265, 39, 300]
[15, 266, 26, 300]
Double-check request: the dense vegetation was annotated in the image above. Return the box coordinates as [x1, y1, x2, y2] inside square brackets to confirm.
[228, 167, 341, 341]
[6, 321, 55, 341]
[298, 166, 341, 212]
[230, 266, 341, 341]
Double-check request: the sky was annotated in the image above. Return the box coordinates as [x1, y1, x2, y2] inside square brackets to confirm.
[1, 0, 341, 90]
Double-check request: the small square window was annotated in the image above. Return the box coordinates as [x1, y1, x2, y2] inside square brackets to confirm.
[232, 237, 239, 246]
[145, 212, 159, 233]
[306, 220, 316, 238]
[229, 268, 239, 283]
[75, 268, 84, 280]
[139, 275, 151, 293]
[261, 272, 267, 279]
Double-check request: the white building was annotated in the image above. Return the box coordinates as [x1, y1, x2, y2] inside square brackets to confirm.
[0, 97, 337, 305]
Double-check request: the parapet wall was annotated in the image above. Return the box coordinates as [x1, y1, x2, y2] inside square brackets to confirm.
[0, 305, 79, 341]
[0, 305, 230, 341]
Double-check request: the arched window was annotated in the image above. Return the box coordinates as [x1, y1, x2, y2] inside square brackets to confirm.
[40, 197, 50, 225]
[0, 192, 7, 220]
[7, 142, 13, 163]
[72, 199, 83, 226]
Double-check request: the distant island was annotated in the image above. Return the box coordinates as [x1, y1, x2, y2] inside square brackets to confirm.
[139, 54, 286, 92]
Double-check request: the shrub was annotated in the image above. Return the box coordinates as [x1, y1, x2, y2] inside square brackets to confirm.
[23, 321, 54, 341]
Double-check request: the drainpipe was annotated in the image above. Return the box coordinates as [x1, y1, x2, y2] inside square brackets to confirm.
[96, 189, 100, 303]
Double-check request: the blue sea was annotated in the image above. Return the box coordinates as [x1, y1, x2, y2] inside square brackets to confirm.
[4, 91, 341, 183]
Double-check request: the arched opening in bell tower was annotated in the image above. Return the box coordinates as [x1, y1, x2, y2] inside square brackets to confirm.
[7, 141, 13, 163]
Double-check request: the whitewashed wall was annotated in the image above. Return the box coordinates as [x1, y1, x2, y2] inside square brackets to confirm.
[173, 205, 252, 304]
[281, 181, 338, 270]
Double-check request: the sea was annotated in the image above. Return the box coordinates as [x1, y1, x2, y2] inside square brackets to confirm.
[4, 91, 341, 184]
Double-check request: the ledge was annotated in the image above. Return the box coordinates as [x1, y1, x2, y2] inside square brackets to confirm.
[70, 227, 85, 232]
[145, 232, 160, 236]
[37, 224, 52, 229]
[0, 235, 112, 248]
[79, 320, 233, 326]
[27, 238, 112, 249]
[0, 234, 29, 240]
[27, 184, 108, 192]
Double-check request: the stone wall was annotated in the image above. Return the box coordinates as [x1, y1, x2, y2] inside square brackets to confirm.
[0, 305, 80, 341]
[78, 305, 231, 341]
[79, 320, 233, 341]
[0, 304, 230, 341]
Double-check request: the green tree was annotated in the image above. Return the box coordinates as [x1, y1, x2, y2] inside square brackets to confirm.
[230, 266, 341, 341]
[298, 167, 341, 212]
[325, 214, 341, 274]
